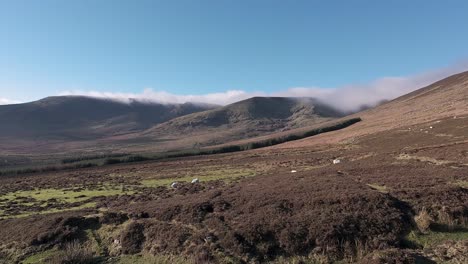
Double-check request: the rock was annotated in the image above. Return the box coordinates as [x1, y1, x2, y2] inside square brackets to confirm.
[291, 170, 297, 173]
[333, 159, 341, 164]
[191, 178, 199, 183]
[171, 182, 178, 188]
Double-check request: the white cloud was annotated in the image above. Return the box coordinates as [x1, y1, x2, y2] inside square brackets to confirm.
[59, 89, 266, 106]
[59, 62, 468, 112]
[275, 61, 468, 112]
[0, 97, 21, 105]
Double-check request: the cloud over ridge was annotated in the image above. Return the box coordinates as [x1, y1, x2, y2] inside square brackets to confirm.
[55, 61, 468, 112]
[0, 97, 21, 105]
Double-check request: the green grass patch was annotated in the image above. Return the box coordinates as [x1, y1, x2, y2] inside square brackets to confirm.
[406, 230, 468, 248]
[141, 168, 256, 187]
[1, 186, 130, 204]
[21, 248, 58, 264]
[1, 202, 97, 219]
[117, 254, 195, 264]
[0, 184, 135, 219]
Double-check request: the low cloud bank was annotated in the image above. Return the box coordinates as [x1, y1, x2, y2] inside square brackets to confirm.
[60, 62, 468, 112]
[60, 89, 264, 106]
[276, 62, 468, 111]
[0, 97, 21, 105]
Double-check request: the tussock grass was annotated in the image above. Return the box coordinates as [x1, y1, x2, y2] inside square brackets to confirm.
[49, 240, 97, 264]
[414, 207, 433, 233]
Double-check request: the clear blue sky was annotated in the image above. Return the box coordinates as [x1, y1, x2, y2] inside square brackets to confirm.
[1, 0, 468, 102]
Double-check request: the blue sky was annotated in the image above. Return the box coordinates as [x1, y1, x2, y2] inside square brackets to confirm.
[1, 0, 468, 106]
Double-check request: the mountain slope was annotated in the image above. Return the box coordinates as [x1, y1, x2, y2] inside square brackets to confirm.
[140, 97, 344, 146]
[276, 70, 468, 148]
[0, 96, 217, 140]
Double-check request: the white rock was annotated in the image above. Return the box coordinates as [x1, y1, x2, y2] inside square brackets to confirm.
[171, 182, 178, 188]
[429, 126, 433, 129]
[291, 170, 297, 173]
[333, 159, 341, 164]
[191, 178, 199, 183]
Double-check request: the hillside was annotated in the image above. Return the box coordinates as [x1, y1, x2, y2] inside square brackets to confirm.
[140, 97, 344, 146]
[275, 70, 468, 148]
[0, 96, 217, 140]
[0, 95, 344, 161]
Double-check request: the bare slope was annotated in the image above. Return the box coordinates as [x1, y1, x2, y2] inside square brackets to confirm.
[276, 70, 468, 148]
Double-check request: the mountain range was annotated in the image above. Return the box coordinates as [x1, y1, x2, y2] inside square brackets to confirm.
[0, 95, 344, 154]
[1, 71, 467, 158]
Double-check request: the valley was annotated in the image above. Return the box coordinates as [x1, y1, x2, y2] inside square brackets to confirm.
[0, 72, 467, 263]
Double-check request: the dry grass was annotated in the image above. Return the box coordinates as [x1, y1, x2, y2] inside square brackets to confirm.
[414, 207, 433, 233]
[49, 240, 96, 264]
[366, 183, 389, 193]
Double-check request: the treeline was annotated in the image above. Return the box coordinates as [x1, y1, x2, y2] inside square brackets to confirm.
[61, 153, 129, 164]
[197, 117, 362, 154]
[104, 155, 151, 165]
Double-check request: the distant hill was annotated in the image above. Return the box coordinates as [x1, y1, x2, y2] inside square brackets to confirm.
[0, 96, 218, 140]
[0, 95, 345, 159]
[140, 97, 344, 146]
